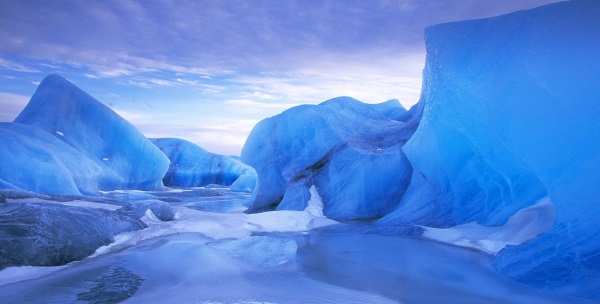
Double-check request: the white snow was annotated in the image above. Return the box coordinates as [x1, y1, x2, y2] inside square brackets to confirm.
[421, 197, 555, 255]
[90, 188, 336, 258]
[304, 185, 324, 217]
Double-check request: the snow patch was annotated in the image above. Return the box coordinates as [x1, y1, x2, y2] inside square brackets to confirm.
[421, 197, 555, 255]
[304, 185, 324, 217]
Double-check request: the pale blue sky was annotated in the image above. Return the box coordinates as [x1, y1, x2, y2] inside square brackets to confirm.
[0, 0, 561, 155]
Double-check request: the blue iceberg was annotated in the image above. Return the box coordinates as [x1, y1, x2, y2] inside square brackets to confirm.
[151, 137, 256, 192]
[240, 0, 600, 297]
[241, 97, 420, 220]
[0, 74, 169, 195]
[380, 0, 600, 296]
[0, 123, 102, 195]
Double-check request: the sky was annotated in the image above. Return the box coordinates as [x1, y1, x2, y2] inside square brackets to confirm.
[0, 0, 562, 155]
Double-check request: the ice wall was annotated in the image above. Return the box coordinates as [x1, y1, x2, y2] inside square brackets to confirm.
[14, 74, 169, 191]
[151, 138, 256, 192]
[241, 97, 420, 220]
[382, 0, 600, 295]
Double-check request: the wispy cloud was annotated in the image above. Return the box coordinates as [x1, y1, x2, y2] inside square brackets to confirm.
[224, 99, 300, 110]
[0, 58, 39, 73]
[0, 0, 562, 154]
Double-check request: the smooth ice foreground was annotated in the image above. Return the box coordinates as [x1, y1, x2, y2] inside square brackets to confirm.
[0, 190, 592, 304]
[241, 97, 421, 220]
[0, 74, 169, 195]
[151, 137, 256, 192]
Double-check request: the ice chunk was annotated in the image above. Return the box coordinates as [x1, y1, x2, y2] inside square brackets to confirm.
[247, 184, 337, 232]
[151, 137, 256, 192]
[383, 0, 600, 296]
[241, 97, 420, 220]
[0, 123, 102, 195]
[0, 202, 145, 269]
[119, 199, 175, 221]
[13, 74, 169, 191]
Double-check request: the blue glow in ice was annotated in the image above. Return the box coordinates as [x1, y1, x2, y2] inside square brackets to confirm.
[151, 137, 256, 192]
[381, 0, 600, 296]
[241, 97, 420, 220]
[13, 74, 169, 192]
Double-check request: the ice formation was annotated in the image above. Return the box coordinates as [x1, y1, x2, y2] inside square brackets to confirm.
[380, 0, 600, 295]
[0, 123, 102, 195]
[150, 138, 256, 192]
[421, 197, 555, 255]
[241, 97, 420, 220]
[11, 74, 169, 193]
[240, 0, 600, 297]
[0, 201, 145, 269]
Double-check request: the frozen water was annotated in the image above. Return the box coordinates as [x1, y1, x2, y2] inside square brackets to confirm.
[0, 191, 592, 304]
[0, 0, 598, 301]
[119, 199, 175, 221]
[381, 0, 600, 296]
[151, 137, 256, 192]
[13, 74, 169, 192]
[241, 97, 420, 220]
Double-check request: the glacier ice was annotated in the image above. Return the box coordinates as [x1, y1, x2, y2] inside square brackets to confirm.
[0, 0, 598, 300]
[150, 137, 256, 192]
[379, 0, 600, 296]
[2, 190, 594, 304]
[0, 201, 145, 269]
[0, 123, 102, 195]
[119, 199, 175, 222]
[211, 236, 298, 268]
[240, 97, 420, 220]
[237, 0, 600, 297]
[420, 197, 555, 255]
[11, 74, 169, 193]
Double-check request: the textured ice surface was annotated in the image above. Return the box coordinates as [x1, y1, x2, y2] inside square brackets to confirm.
[421, 197, 555, 255]
[119, 199, 175, 221]
[13, 74, 169, 192]
[151, 137, 256, 192]
[0, 123, 102, 195]
[0, 191, 591, 304]
[0, 201, 145, 269]
[212, 236, 298, 267]
[241, 97, 420, 220]
[381, 0, 600, 296]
